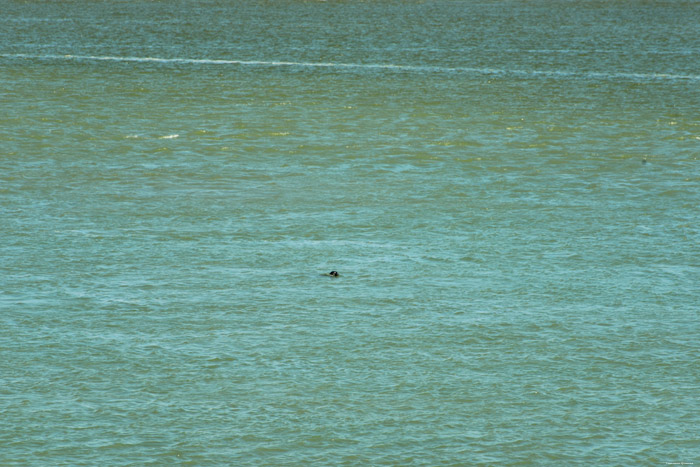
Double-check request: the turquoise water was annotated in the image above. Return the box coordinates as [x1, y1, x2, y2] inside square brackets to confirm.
[2, 1, 699, 465]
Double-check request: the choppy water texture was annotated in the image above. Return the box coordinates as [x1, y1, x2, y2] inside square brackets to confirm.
[1, 1, 699, 465]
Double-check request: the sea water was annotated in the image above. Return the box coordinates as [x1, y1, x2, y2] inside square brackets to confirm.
[1, 1, 699, 465]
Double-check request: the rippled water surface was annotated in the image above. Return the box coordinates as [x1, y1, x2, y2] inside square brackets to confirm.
[1, 1, 699, 465]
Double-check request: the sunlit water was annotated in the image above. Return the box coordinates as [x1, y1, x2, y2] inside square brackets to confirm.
[1, 1, 699, 465]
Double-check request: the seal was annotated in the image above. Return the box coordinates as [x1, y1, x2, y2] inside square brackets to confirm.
[326, 271, 339, 277]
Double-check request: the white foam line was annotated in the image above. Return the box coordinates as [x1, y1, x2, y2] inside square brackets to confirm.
[3, 53, 699, 82]
[5, 53, 433, 72]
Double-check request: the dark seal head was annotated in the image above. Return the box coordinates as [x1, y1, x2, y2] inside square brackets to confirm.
[328, 271, 339, 277]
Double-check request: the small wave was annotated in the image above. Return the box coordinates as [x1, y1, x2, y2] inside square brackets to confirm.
[3, 53, 699, 82]
[159, 134, 179, 139]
